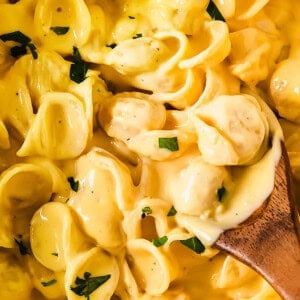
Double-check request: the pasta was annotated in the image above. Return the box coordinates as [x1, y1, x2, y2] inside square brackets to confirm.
[0, 0, 299, 299]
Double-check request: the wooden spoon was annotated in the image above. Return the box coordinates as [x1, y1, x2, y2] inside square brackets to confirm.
[214, 142, 300, 300]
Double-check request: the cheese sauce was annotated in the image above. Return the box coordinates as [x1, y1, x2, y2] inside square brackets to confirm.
[0, 0, 299, 299]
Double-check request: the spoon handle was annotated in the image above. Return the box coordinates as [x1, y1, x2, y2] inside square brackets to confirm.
[215, 144, 300, 300]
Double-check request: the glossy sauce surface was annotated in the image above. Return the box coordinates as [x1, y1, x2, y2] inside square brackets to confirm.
[0, 1, 299, 299]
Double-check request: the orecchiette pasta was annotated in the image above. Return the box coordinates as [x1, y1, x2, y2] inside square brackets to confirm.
[0, 163, 52, 248]
[168, 156, 230, 215]
[34, 0, 92, 53]
[228, 27, 281, 86]
[68, 149, 129, 252]
[17, 92, 89, 159]
[0, 0, 298, 299]
[126, 239, 178, 295]
[65, 247, 119, 300]
[193, 94, 269, 165]
[30, 202, 91, 271]
[98, 92, 167, 142]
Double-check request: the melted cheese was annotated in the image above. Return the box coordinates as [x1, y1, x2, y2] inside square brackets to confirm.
[0, 0, 298, 299]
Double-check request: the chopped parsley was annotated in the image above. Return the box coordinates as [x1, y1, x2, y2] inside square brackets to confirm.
[106, 43, 117, 49]
[14, 238, 30, 255]
[10, 45, 27, 57]
[68, 176, 79, 192]
[0, 31, 30, 44]
[141, 206, 152, 218]
[167, 206, 177, 216]
[180, 237, 205, 254]
[51, 252, 58, 257]
[50, 26, 70, 35]
[70, 272, 111, 299]
[27, 43, 38, 59]
[158, 137, 179, 151]
[41, 279, 57, 287]
[152, 236, 168, 247]
[0, 30, 38, 59]
[128, 16, 135, 19]
[217, 186, 227, 202]
[207, 1, 225, 21]
[132, 33, 143, 39]
[70, 46, 88, 83]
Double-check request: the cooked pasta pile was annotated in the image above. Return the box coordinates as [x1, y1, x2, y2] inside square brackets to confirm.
[0, 0, 299, 299]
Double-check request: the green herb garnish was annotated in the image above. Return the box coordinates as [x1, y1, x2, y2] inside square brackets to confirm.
[167, 206, 177, 216]
[41, 279, 57, 287]
[0, 30, 38, 59]
[70, 272, 111, 300]
[106, 43, 117, 49]
[158, 137, 179, 151]
[141, 206, 152, 218]
[27, 43, 38, 59]
[70, 62, 87, 83]
[68, 176, 79, 192]
[180, 237, 205, 254]
[14, 238, 30, 255]
[0, 31, 30, 44]
[132, 33, 143, 39]
[217, 186, 227, 202]
[10, 45, 27, 57]
[70, 46, 88, 83]
[50, 26, 70, 35]
[207, 1, 225, 21]
[152, 236, 168, 247]
[51, 252, 58, 257]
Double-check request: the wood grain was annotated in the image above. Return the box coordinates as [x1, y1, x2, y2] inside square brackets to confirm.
[214, 143, 300, 300]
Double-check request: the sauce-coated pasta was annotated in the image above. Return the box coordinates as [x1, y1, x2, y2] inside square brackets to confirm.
[0, 0, 299, 299]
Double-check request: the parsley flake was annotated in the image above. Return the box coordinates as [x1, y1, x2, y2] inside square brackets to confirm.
[167, 206, 177, 216]
[180, 237, 205, 254]
[41, 279, 57, 287]
[141, 206, 152, 218]
[51, 252, 58, 257]
[217, 186, 227, 202]
[70, 46, 88, 83]
[68, 176, 79, 192]
[152, 236, 168, 247]
[0, 31, 38, 59]
[27, 43, 38, 59]
[207, 1, 225, 21]
[106, 43, 117, 49]
[70, 272, 111, 299]
[10, 44, 27, 57]
[14, 238, 30, 255]
[0, 31, 30, 44]
[128, 16, 135, 19]
[50, 26, 70, 35]
[158, 137, 179, 151]
[132, 33, 143, 39]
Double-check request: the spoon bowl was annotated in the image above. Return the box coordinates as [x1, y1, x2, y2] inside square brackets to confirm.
[214, 142, 300, 300]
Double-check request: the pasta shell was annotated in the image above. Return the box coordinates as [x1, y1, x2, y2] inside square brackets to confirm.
[68, 149, 132, 252]
[193, 94, 269, 165]
[126, 239, 176, 295]
[0, 163, 52, 248]
[34, 0, 91, 54]
[17, 92, 89, 160]
[65, 247, 119, 300]
[30, 202, 91, 272]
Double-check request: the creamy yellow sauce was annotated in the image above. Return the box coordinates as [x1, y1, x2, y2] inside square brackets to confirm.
[0, 0, 299, 300]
